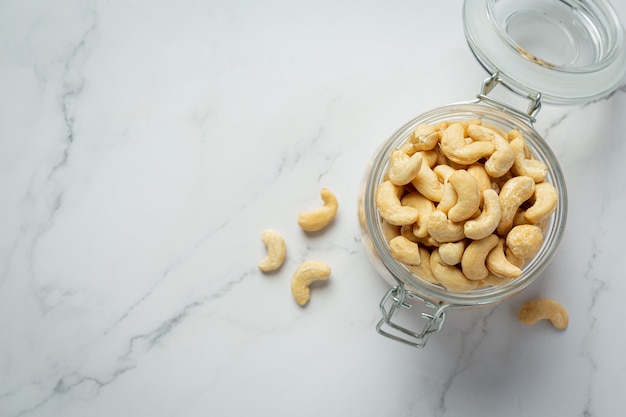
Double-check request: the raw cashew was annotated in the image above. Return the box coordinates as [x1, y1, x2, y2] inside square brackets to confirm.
[518, 298, 568, 329]
[461, 234, 499, 280]
[407, 124, 440, 151]
[439, 240, 467, 265]
[421, 150, 440, 168]
[510, 136, 548, 183]
[402, 192, 434, 238]
[430, 249, 480, 292]
[389, 236, 421, 265]
[411, 160, 444, 202]
[467, 163, 492, 197]
[388, 150, 423, 186]
[291, 260, 331, 306]
[407, 247, 439, 284]
[376, 180, 419, 226]
[440, 123, 495, 165]
[464, 189, 501, 240]
[448, 169, 481, 222]
[401, 224, 420, 243]
[485, 238, 522, 278]
[497, 176, 535, 236]
[437, 183, 458, 214]
[506, 224, 544, 261]
[381, 220, 401, 242]
[433, 164, 456, 183]
[297, 188, 338, 232]
[524, 182, 558, 224]
[258, 229, 286, 272]
[482, 274, 514, 287]
[427, 210, 465, 243]
[467, 124, 514, 178]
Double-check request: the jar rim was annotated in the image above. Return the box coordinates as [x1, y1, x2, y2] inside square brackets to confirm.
[361, 102, 568, 306]
[463, 0, 626, 104]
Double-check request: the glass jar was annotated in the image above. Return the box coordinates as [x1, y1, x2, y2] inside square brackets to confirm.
[359, 0, 626, 348]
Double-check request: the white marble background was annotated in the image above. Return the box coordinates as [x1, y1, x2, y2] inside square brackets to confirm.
[1, 0, 626, 416]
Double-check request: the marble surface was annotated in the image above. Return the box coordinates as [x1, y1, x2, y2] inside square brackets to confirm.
[2, 1, 626, 416]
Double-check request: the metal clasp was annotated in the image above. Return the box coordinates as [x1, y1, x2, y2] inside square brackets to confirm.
[376, 284, 449, 349]
[478, 72, 542, 123]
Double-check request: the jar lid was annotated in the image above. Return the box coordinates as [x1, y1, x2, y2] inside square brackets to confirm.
[463, 0, 626, 104]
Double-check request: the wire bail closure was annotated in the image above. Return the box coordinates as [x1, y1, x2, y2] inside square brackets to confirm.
[376, 284, 449, 349]
[478, 72, 542, 123]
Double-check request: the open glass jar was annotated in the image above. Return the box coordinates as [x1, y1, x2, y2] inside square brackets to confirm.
[359, 0, 626, 348]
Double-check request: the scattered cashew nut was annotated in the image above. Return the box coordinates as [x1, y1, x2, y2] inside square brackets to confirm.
[518, 298, 568, 329]
[297, 188, 338, 232]
[258, 229, 286, 272]
[291, 260, 331, 306]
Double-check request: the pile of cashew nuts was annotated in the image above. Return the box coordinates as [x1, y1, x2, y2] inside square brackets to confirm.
[375, 120, 558, 292]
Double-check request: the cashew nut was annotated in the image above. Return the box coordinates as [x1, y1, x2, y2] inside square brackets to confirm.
[518, 298, 568, 329]
[430, 249, 480, 292]
[524, 181, 558, 224]
[439, 240, 467, 265]
[482, 274, 514, 287]
[496, 176, 535, 236]
[406, 124, 440, 151]
[291, 260, 331, 306]
[506, 224, 544, 261]
[411, 160, 444, 202]
[401, 192, 434, 238]
[381, 220, 401, 242]
[467, 124, 514, 178]
[407, 247, 439, 284]
[461, 234, 499, 280]
[440, 123, 495, 165]
[258, 229, 286, 272]
[467, 163, 492, 198]
[510, 135, 548, 183]
[389, 235, 421, 265]
[401, 224, 420, 243]
[376, 180, 419, 226]
[297, 188, 338, 232]
[388, 150, 423, 186]
[427, 210, 465, 243]
[433, 164, 456, 183]
[485, 238, 522, 278]
[464, 189, 501, 240]
[437, 182, 458, 214]
[448, 169, 481, 222]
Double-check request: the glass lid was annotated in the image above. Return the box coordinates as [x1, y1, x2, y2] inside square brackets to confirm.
[463, 0, 626, 104]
